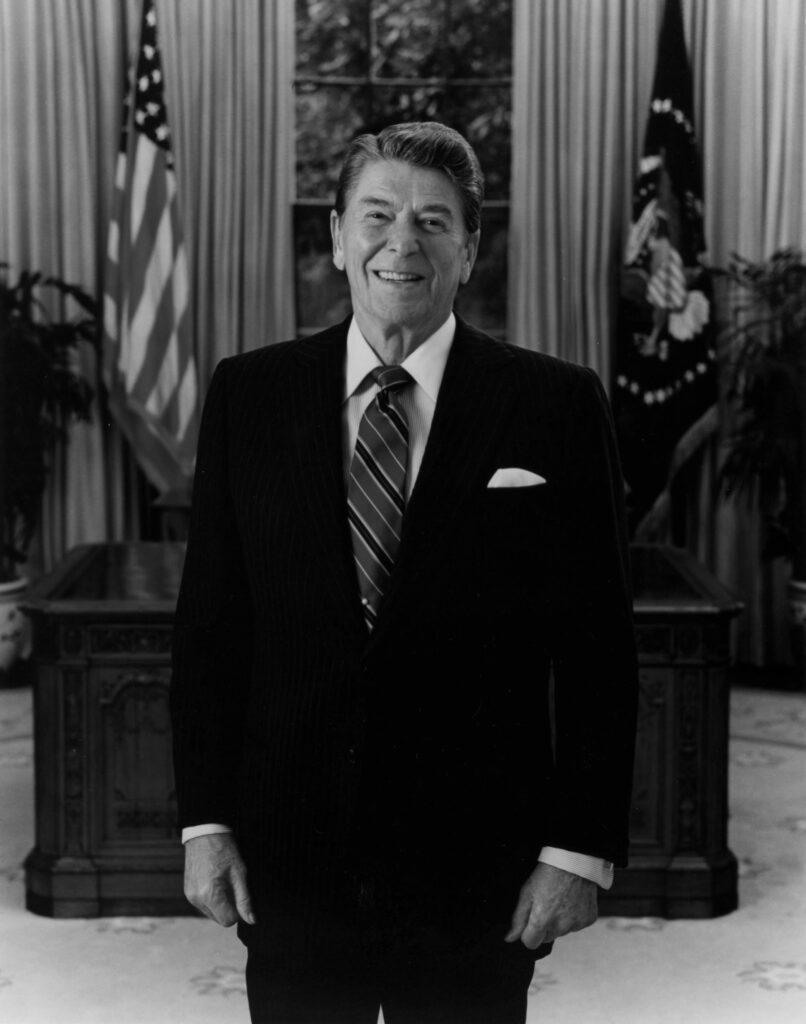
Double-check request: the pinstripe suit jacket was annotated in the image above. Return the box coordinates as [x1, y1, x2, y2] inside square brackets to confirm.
[170, 315, 638, 924]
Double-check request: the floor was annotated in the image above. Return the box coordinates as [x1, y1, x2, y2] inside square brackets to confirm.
[1, 684, 805, 1024]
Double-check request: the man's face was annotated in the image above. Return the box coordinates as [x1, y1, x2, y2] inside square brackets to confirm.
[330, 158, 479, 349]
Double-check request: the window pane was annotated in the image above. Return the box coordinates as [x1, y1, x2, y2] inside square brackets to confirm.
[296, 85, 369, 199]
[447, 0, 512, 77]
[370, 84, 448, 132]
[446, 87, 511, 200]
[297, 86, 511, 201]
[294, 205, 353, 330]
[371, 0, 447, 79]
[296, 0, 369, 78]
[455, 205, 508, 335]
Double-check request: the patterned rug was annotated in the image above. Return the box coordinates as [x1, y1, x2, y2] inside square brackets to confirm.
[1, 685, 804, 1024]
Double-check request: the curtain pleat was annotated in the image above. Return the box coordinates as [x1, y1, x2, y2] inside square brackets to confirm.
[510, 0, 806, 665]
[509, 0, 660, 381]
[0, 0, 295, 579]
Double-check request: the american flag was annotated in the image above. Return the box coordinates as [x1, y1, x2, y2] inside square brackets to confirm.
[103, 0, 198, 494]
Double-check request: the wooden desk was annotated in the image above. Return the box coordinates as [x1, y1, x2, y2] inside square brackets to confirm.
[25, 542, 742, 918]
[24, 543, 186, 917]
[600, 543, 744, 919]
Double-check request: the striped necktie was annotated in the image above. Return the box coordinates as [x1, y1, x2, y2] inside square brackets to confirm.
[347, 365, 413, 630]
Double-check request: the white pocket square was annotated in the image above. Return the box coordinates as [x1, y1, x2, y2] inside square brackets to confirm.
[487, 467, 547, 488]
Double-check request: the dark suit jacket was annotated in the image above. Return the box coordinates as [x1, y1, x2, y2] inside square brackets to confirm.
[170, 315, 638, 930]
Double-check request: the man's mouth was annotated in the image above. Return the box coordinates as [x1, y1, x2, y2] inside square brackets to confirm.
[374, 271, 424, 282]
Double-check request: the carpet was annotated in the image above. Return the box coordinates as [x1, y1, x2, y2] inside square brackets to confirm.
[1, 685, 804, 1023]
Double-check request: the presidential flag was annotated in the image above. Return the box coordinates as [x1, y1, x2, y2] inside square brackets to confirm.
[613, 0, 717, 539]
[103, 0, 198, 494]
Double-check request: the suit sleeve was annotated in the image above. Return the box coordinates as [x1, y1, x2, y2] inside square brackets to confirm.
[170, 360, 254, 830]
[546, 366, 639, 867]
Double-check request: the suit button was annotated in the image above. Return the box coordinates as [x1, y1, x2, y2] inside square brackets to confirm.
[347, 746, 357, 766]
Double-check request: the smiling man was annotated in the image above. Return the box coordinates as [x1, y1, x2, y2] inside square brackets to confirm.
[330, 155, 478, 363]
[171, 122, 638, 1024]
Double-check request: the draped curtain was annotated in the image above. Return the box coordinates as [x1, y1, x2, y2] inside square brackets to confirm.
[509, 0, 806, 664]
[0, 0, 295, 576]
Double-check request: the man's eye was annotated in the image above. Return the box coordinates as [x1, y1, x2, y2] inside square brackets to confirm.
[366, 211, 387, 221]
[422, 219, 446, 231]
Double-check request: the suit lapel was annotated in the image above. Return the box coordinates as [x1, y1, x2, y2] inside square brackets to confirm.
[283, 319, 366, 639]
[366, 318, 518, 650]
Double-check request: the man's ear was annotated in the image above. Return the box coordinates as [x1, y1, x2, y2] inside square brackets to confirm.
[330, 209, 345, 271]
[460, 229, 481, 285]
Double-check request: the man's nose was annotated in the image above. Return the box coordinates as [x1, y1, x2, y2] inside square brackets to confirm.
[385, 217, 420, 256]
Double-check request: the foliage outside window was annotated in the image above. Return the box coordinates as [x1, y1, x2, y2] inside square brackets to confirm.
[294, 0, 512, 336]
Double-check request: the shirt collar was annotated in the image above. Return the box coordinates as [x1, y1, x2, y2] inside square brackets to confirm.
[344, 314, 456, 404]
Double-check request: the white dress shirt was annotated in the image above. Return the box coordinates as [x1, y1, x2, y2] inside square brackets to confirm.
[183, 314, 614, 891]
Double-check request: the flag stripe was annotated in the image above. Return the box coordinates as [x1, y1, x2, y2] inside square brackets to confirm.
[130, 137, 159, 241]
[131, 255, 186, 400]
[144, 330, 180, 419]
[126, 175, 174, 350]
[175, 358, 199, 441]
[128, 267, 178, 396]
[126, 161, 172, 310]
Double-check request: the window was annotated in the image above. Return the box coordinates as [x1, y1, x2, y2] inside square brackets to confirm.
[294, 0, 513, 337]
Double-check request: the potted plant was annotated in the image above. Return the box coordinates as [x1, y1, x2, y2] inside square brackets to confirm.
[0, 264, 99, 684]
[718, 247, 806, 680]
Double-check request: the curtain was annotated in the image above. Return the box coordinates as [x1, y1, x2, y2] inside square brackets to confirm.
[0, 0, 295, 576]
[509, 0, 659, 380]
[509, 0, 806, 665]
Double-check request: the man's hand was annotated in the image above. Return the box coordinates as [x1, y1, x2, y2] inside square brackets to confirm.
[504, 862, 597, 949]
[183, 833, 255, 927]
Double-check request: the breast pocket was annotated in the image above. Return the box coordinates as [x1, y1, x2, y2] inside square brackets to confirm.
[473, 484, 556, 602]
[482, 483, 552, 536]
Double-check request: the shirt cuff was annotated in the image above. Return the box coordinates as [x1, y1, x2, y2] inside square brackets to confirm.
[538, 847, 614, 890]
[181, 823, 233, 844]
[181, 833, 613, 890]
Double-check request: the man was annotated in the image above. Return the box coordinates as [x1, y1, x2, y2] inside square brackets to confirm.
[170, 121, 638, 1024]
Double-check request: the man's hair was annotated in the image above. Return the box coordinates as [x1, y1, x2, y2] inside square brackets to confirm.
[334, 122, 485, 235]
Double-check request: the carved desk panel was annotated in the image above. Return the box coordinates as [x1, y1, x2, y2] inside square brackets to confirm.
[24, 543, 187, 917]
[600, 543, 744, 919]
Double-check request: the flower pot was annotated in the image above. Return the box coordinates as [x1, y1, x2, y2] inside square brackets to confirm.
[0, 577, 32, 686]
